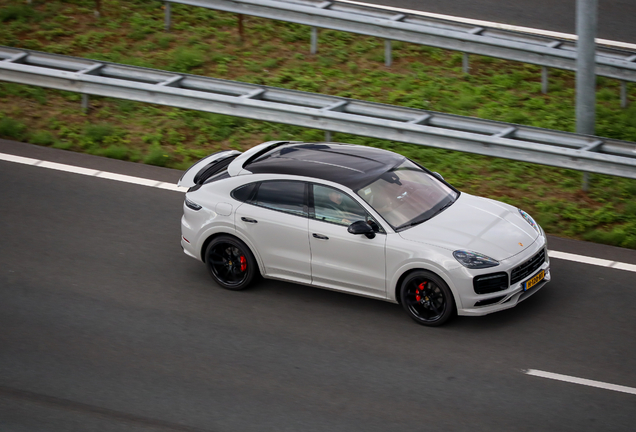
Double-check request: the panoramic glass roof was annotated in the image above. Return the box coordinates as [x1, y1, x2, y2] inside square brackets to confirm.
[244, 143, 405, 190]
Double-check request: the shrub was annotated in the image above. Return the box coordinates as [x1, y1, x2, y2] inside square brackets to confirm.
[170, 47, 206, 72]
[0, 5, 35, 22]
[30, 131, 56, 146]
[143, 145, 171, 166]
[84, 123, 117, 143]
[0, 116, 27, 140]
[101, 145, 129, 160]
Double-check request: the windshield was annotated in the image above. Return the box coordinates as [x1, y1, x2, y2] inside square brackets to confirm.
[356, 159, 458, 230]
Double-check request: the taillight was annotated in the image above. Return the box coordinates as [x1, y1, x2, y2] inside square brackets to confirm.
[185, 198, 202, 211]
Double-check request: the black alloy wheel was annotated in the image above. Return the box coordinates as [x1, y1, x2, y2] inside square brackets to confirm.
[205, 235, 257, 290]
[399, 271, 455, 326]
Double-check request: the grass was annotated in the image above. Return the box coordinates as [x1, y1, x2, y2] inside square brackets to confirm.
[1, 0, 636, 248]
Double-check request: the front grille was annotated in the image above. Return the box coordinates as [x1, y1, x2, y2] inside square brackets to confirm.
[511, 249, 546, 285]
[473, 272, 509, 294]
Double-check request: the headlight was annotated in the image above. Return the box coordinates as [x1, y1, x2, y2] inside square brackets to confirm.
[453, 250, 499, 269]
[518, 209, 538, 232]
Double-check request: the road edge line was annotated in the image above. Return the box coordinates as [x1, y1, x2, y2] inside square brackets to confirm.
[525, 369, 636, 396]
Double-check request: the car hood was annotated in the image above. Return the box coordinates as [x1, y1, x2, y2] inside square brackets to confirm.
[398, 193, 539, 261]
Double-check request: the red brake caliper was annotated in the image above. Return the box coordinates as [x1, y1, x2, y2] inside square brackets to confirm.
[416, 281, 427, 302]
[240, 256, 247, 272]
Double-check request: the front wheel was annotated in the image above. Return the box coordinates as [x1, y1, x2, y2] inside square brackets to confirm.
[205, 235, 257, 291]
[399, 271, 455, 326]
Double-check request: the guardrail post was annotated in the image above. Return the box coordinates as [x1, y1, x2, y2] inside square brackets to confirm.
[238, 14, 244, 41]
[311, 27, 318, 55]
[385, 40, 392, 67]
[462, 53, 469, 74]
[324, 131, 332, 141]
[164, 2, 171, 32]
[621, 81, 628, 108]
[541, 67, 549, 94]
[81, 94, 89, 113]
[576, 0, 598, 191]
[582, 173, 591, 191]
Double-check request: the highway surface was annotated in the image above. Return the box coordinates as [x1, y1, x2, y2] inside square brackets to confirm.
[358, 0, 636, 44]
[1, 139, 636, 431]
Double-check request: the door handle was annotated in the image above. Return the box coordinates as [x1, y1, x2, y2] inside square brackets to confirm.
[312, 233, 329, 240]
[241, 217, 258, 224]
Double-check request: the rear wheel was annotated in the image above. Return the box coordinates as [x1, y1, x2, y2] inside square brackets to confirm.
[205, 236, 257, 290]
[399, 271, 455, 326]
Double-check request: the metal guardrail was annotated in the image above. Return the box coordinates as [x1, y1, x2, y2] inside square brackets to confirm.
[163, 0, 636, 101]
[1, 46, 636, 179]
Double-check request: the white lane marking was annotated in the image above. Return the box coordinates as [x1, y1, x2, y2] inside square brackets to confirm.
[39, 160, 101, 176]
[525, 369, 636, 396]
[3, 151, 636, 271]
[0, 151, 188, 192]
[548, 250, 636, 273]
[1, 153, 41, 166]
[340, 0, 636, 50]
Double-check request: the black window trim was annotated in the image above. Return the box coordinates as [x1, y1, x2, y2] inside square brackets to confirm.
[230, 182, 259, 203]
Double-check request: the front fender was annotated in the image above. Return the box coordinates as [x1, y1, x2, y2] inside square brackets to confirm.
[388, 260, 464, 311]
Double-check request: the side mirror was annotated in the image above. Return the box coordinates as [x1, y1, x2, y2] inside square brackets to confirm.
[433, 172, 444, 181]
[348, 220, 376, 239]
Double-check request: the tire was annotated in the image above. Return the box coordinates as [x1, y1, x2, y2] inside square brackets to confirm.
[399, 270, 455, 326]
[205, 235, 258, 291]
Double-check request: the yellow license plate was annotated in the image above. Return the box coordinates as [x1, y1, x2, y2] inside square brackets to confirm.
[524, 270, 545, 291]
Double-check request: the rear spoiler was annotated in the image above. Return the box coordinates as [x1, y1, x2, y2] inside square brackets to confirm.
[177, 150, 241, 188]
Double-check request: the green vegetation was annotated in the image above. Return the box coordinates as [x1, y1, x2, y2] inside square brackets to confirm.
[1, 0, 636, 248]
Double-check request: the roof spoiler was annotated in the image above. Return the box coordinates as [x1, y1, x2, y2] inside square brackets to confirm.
[178, 150, 241, 188]
[227, 141, 296, 176]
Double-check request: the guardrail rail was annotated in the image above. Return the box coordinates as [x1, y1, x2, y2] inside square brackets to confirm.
[162, 0, 636, 104]
[1, 46, 636, 180]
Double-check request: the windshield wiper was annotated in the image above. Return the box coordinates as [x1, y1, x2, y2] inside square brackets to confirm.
[430, 199, 455, 218]
[398, 199, 456, 230]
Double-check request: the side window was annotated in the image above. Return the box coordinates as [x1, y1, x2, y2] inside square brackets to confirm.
[253, 181, 307, 217]
[231, 182, 257, 202]
[313, 184, 373, 227]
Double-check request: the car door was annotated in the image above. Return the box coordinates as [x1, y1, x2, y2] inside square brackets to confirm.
[234, 180, 311, 284]
[308, 184, 387, 298]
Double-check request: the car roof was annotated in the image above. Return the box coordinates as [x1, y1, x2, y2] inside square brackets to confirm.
[243, 142, 405, 190]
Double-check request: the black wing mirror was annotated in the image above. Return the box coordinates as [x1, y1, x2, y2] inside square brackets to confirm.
[347, 220, 376, 239]
[433, 172, 444, 181]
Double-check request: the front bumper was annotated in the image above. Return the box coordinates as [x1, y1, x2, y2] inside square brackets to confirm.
[452, 235, 550, 316]
[457, 263, 550, 316]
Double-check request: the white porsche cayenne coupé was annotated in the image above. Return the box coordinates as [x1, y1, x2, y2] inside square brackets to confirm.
[178, 141, 550, 326]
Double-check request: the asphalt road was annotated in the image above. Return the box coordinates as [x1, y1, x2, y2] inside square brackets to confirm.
[1, 140, 636, 431]
[359, 0, 636, 44]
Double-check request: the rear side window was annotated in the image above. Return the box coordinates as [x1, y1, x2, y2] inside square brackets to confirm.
[231, 183, 257, 202]
[253, 181, 307, 217]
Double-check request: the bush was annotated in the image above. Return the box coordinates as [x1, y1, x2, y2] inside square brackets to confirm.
[0, 5, 35, 22]
[101, 145, 129, 160]
[84, 123, 116, 143]
[0, 116, 27, 140]
[169, 47, 205, 72]
[143, 145, 171, 167]
[30, 131, 56, 146]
